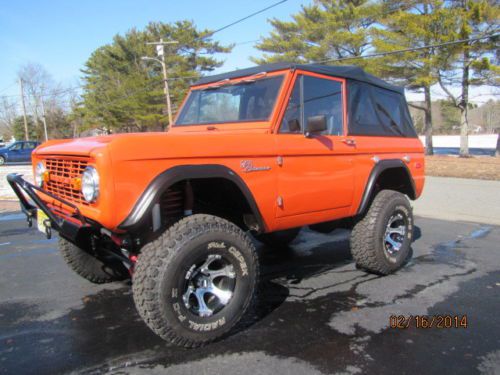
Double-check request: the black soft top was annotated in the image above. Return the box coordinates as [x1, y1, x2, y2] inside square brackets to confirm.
[194, 62, 404, 94]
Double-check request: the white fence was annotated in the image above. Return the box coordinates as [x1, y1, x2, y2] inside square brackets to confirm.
[0, 165, 33, 199]
[419, 134, 498, 149]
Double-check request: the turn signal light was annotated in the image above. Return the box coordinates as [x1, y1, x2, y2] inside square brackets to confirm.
[42, 171, 50, 183]
[71, 177, 82, 190]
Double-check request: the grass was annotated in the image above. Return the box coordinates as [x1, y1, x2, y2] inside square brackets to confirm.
[425, 155, 500, 181]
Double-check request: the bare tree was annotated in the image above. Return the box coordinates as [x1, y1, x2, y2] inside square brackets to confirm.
[17, 63, 72, 141]
[0, 96, 18, 140]
[437, 1, 499, 157]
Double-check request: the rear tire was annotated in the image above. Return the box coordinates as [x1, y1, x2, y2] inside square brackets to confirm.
[256, 227, 301, 248]
[59, 238, 128, 284]
[350, 190, 413, 275]
[132, 214, 259, 348]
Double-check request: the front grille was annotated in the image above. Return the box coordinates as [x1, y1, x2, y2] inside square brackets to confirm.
[44, 157, 89, 205]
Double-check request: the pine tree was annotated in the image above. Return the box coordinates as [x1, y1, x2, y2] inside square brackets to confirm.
[253, 0, 381, 68]
[80, 21, 231, 132]
[370, 1, 458, 155]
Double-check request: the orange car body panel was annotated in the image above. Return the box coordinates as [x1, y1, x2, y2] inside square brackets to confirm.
[31, 68, 425, 233]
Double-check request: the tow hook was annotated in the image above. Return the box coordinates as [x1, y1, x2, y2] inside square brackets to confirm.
[120, 248, 138, 275]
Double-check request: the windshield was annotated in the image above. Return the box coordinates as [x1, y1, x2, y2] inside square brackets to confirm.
[175, 75, 284, 125]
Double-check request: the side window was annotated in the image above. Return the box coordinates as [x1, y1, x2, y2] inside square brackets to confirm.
[303, 75, 343, 136]
[23, 142, 36, 150]
[279, 78, 302, 133]
[10, 143, 22, 151]
[279, 74, 344, 135]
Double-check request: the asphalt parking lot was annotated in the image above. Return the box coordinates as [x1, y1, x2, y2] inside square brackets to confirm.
[1, 209, 499, 375]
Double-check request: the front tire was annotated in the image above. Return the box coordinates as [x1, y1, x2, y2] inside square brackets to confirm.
[132, 214, 259, 348]
[59, 238, 128, 283]
[350, 190, 413, 275]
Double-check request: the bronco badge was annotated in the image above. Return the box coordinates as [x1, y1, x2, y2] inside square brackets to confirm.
[240, 160, 271, 173]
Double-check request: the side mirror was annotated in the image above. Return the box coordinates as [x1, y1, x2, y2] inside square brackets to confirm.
[305, 115, 327, 137]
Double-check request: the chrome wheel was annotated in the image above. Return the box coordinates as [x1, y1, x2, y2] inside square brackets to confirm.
[182, 254, 236, 317]
[383, 213, 407, 255]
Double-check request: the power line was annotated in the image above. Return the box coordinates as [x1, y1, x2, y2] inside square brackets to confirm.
[0, 85, 82, 100]
[233, 39, 260, 46]
[315, 33, 500, 64]
[0, 82, 17, 95]
[3, 33, 497, 106]
[200, 0, 288, 40]
[3, 34, 497, 107]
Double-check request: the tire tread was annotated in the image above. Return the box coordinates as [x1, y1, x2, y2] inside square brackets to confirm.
[132, 214, 259, 348]
[350, 190, 411, 275]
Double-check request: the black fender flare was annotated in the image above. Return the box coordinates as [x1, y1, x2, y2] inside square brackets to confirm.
[356, 159, 416, 215]
[118, 164, 265, 232]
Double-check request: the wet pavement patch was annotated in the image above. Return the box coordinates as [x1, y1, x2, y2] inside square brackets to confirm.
[0, 216, 499, 374]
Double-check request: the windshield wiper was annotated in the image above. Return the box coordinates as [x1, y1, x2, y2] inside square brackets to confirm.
[202, 78, 231, 90]
[201, 72, 268, 90]
[240, 72, 267, 83]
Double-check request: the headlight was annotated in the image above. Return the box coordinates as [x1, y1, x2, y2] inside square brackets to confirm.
[81, 166, 100, 203]
[35, 162, 46, 187]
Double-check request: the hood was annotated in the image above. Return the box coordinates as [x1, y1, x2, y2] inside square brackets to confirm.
[34, 134, 133, 157]
[34, 126, 274, 162]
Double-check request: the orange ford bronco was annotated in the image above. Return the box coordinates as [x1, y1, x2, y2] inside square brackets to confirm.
[8, 63, 424, 347]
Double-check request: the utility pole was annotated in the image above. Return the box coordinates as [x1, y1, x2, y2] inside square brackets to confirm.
[39, 95, 49, 142]
[143, 39, 178, 130]
[18, 79, 29, 140]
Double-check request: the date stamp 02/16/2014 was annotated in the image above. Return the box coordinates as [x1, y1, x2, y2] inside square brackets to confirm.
[389, 315, 468, 329]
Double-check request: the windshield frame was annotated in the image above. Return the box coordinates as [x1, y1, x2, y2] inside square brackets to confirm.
[173, 71, 287, 127]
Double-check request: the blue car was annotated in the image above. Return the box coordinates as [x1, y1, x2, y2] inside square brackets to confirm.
[0, 141, 40, 165]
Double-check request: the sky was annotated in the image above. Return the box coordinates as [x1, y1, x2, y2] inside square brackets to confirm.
[0, 0, 497, 104]
[0, 0, 304, 97]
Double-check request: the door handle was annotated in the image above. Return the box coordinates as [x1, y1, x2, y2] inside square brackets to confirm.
[340, 138, 356, 146]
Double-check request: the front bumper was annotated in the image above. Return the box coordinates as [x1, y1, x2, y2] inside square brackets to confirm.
[6, 173, 95, 242]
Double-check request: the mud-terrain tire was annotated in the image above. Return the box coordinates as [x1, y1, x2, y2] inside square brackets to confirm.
[59, 238, 128, 284]
[256, 227, 301, 248]
[132, 214, 259, 348]
[350, 190, 413, 275]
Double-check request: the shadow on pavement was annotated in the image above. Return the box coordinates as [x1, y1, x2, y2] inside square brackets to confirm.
[0, 217, 498, 375]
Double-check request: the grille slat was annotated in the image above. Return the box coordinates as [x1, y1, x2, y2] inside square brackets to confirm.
[44, 157, 89, 205]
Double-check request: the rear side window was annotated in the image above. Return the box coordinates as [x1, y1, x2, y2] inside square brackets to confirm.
[23, 142, 37, 149]
[348, 81, 417, 137]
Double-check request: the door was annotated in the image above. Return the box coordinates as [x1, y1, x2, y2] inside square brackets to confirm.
[21, 142, 37, 162]
[275, 72, 355, 218]
[7, 142, 23, 162]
